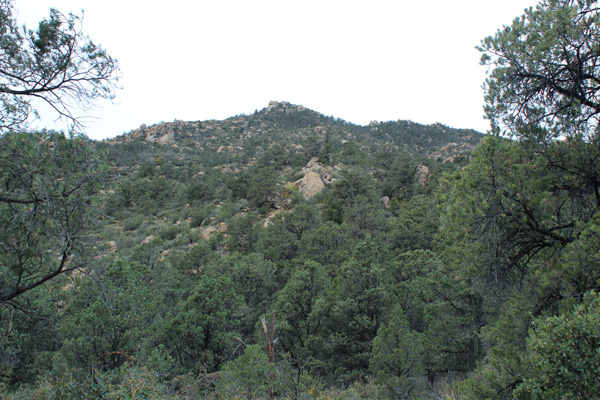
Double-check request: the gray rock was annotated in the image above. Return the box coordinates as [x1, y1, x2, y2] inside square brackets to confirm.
[381, 196, 391, 209]
[298, 171, 325, 197]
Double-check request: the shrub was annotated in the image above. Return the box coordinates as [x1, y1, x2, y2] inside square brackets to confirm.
[123, 214, 145, 231]
[514, 291, 600, 400]
[160, 225, 182, 241]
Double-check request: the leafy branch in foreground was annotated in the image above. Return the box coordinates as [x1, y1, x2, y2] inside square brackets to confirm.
[0, 131, 111, 308]
[0, 0, 120, 132]
[479, 0, 600, 141]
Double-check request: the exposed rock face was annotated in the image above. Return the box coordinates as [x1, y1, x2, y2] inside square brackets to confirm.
[306, 157, 320, 169]
[127, 122, 176, 145]
[141, 235, 154, 244]
[199, 222, 228, 239]
[217, 145, 235, 153]
[415, 165, 429, 185]
[293, 157, 338, 198]
[381, 196, 391, 209]
[264, 101, 307, 114]
[296, 171, 325, 197]
[265, 101, 280, 113]
[146, 123, 174, 144]
[157, 131, 175, 145]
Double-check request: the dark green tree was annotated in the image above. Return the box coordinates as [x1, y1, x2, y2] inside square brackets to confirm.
[320, 168, 385, 230]
[186, 170, 231, 206]
[340, 141, 368, 166]
[0, 132, 110, 309]
[210, 253, 278, 339]
[389, 194, 439, 252]
[273, 260, 331, 368]
[226, 212, 261, 253]
[299, 221, 360, 271]
[246, 166, 280, 210]
[480, 0, 600, 140]
[0, 1, 118, 335]
[479, 0, 600, 207]
[437, 2, 600, 396]
[284, 201, 322, 241]
[163, 275, 244, 374]
[391, 250, 443, 332]
[378, 153, 418, 202]
[515, 291, 600, 400]
[438, 136, 591, 290]
[370, 306, 424, 398]
[0, 285, 61, 387]
[216, 344, 277, 400]
[324, 239, 394, 383]
[256, 218, 299, 263]
[58, 260, 156, 373]
[0, 0, 120, 132]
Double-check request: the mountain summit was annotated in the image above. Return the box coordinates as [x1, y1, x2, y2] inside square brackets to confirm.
[111, 101, 482, 163]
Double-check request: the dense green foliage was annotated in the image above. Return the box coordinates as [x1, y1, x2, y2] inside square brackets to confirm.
[515, 291, 600, 400]
[1, 104, 478, 399]
[4, 1, 600, 399]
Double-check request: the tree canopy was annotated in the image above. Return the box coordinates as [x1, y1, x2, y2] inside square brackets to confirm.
[0, 2, 118, 314]
[7, 0, 600, 399]
[0, 0, 120, 132]
[479, 0, 600, 141]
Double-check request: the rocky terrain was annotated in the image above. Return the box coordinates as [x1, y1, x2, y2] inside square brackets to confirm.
[110, 100, 482, 163]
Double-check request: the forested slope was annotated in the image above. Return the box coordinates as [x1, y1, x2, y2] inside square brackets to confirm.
[3, 0, 600, 399]
[2, 102, 485, 399]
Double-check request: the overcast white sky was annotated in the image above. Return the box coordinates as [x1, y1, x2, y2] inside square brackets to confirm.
[15, 1, 538, 140]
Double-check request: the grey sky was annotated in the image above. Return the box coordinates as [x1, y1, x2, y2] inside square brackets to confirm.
[16, 1, 538, 140]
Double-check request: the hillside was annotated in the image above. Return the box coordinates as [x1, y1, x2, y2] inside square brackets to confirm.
[94, 100, 483, 244]
[107, 100, 481, 165]
[0, 101, 488, 398]
[5, 0, 600, 398]
[0, 100, 493, 398]
[5, 97, 600, 399]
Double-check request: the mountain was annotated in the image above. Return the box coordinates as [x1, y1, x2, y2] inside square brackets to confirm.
[3, 101, 490, 399]
[94, 99, 485, 240]
[108, 100, 482, 163]
[97, 100, 484, 224]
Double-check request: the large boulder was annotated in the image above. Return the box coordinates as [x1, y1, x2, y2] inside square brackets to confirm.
[381, 196, 391, 209]
[217, 145, 235, 153]
[296, 170, 325, 197]
[157, 131, 175, 145]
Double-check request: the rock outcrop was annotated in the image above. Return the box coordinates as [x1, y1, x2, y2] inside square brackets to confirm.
[141, 235, 154, 245]
[199, 222, 228, 239]
[264, 101, 307, 114]
[415, 165, 429, 185]
[126, 122, 176, 145]
[297, 171, 325, 197]
[381, 196, 391, 209]
[293, 157, 338, 198]
[217, 145, 236, 153]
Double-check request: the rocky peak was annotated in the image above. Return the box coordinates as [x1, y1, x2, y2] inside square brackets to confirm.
[263, 101, 308, 114]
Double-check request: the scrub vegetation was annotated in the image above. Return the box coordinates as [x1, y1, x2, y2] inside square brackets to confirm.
[2, 0, 600, 399]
